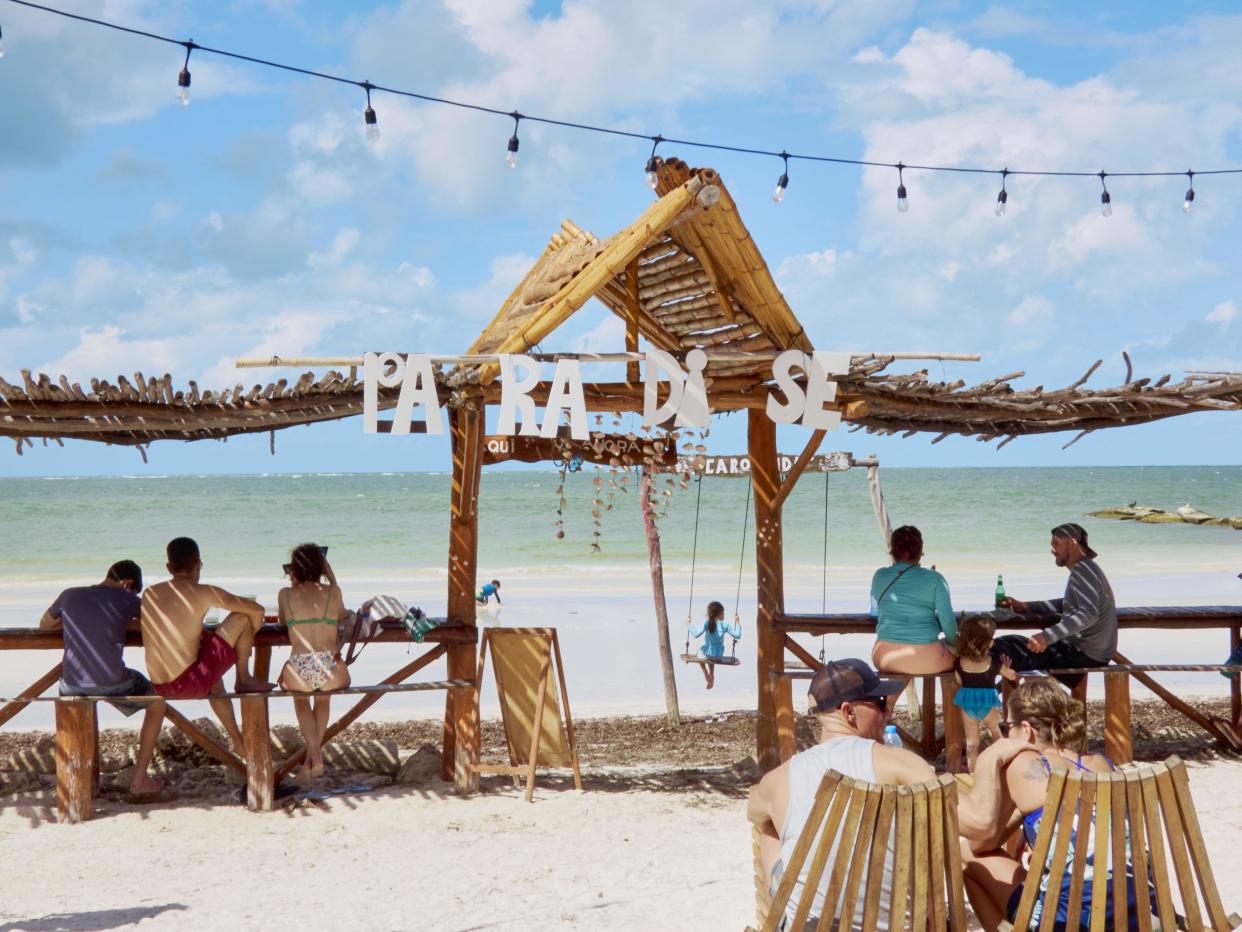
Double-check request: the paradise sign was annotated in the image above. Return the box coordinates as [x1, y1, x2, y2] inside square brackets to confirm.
[362, 349, 851, 437]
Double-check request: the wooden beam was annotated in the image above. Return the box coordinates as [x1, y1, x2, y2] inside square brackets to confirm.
[54, 700, 96, 823]
[770, 429, 827, 512]
[783, 635, 823, 672]
[164, 705, 245, 774]
[444, 404, 483, 794]
[625, 260, 641, 383]
[0, 662, 61, 728]
[241, 697, 274, 811]
[750, 409, 793, 771]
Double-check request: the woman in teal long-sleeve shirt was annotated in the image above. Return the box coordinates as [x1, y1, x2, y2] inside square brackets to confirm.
[870, 525, 957, 674]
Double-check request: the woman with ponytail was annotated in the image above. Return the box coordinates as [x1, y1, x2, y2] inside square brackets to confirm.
[956, 678, 1139, 931]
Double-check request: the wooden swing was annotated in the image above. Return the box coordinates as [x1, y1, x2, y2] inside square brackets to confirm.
[681, 474, 745, 668]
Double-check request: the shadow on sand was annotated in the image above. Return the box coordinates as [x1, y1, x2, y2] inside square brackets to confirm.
[0, 903, 187, 931]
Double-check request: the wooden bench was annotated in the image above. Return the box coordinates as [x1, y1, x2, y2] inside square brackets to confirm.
[13, 681, 473, 823]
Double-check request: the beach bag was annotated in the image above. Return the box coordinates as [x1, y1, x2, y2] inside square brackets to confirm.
[344, 596, 409, 665]
[401, 607, 440, 643]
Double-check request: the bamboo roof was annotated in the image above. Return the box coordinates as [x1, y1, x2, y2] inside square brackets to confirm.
[463, 158, 811, 381]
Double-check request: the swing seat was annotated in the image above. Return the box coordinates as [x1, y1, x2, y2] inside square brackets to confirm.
[680, 653, 741, 667]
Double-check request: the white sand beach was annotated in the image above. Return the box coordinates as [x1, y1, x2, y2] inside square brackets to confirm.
[2, 757, 1240, 931]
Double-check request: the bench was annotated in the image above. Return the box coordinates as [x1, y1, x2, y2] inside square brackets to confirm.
[8, 681, 474, 823]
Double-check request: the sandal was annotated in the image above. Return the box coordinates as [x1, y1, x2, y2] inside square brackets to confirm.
[1207, 715, 1242, 751]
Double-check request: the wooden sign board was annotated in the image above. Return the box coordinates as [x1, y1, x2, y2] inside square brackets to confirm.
[482, 432, 677, 468]
[474, 627, 582, 802]
[681, 452, 856, 477]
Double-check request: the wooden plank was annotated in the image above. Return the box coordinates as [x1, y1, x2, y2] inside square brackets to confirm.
[1139, 770, 1177, 932]
[861, 786, 897, 932]
[1037, 771, 1080, 932]
[909, 785, 929, 932]
[750, 409, 792, 770]
[625, 259, 641, 383]
[54, 700, 95, 824]
[1064, 776, 1095, 925]
[926, 779, 948, 932]
[1110, 772, 1130, 932]
[783, 635, 823, 673]
[788, 773, 848, 932]
[523, 643, 552, 803]
[1152, 763, 1202, 930]
[1169, 758, 1233, 930]
[550, 630, 583, 792]
[240, 696, 273, 812]
[0, 662, 63, 727]
[275, 643, 448, 781]
[1124, 771, 1153, 932]
[1009, 769, 1066, 931]
[770, 428, 827, 513]
[1088, 773, 1111, 932]
[941, 673, 965, 774]
[164, 704, 245, 774]
[921, 675, 937, 759]
[835, 783, 881, 932]
[1103, 670, 1133, 764]
[768, 770, 843, 930]
[817, 780, 865, 932]
[889, 785, 914, 932]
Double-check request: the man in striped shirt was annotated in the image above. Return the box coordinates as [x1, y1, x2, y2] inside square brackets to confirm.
[994, 523, 1117, 689]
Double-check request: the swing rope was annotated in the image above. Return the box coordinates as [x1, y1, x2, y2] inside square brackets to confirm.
[730, 477, 751, 659]
[819, 468, 829, 663]
[684, 474, 703, 655]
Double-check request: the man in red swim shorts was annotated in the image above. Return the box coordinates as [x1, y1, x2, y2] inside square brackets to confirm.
[140, 537, 274, 751]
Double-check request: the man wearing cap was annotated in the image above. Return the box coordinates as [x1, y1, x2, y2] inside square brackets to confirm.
[994, 523, 1118, 689]
[747, 659, 934, 930]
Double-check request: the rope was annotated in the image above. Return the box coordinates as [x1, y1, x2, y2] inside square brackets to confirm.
[820, 469, 829, 662]
[734, 477, 751, 615]
[684, 475, 703, 654]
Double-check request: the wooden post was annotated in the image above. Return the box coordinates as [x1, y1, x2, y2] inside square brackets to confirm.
[1071, 674, 1088, 705]
[55, 700, 96, 823]
[240, 696, 274, 811]
[253, 645, 272, 681]
[941, 674, 965, 774]
[625, 259, 641, 383]
[444, 404, 482, 794]
[1104, 671, 1133, 765]
[640, 466, 680, 726]
[750, 410, 792, 770]
[921, 675, 937, 758]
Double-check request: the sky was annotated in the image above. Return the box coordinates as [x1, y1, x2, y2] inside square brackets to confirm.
[1, 0, 1240, 476]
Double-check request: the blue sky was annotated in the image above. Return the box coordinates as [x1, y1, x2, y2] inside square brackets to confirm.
[1, 0, 1240, 476]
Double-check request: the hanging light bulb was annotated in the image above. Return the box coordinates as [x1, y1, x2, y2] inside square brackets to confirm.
[896, 163, 909, 213]
[175, 41, 195, 106]
[773, 151, 790, 204]
[995, 169, 1009, 217]
[645, 135, 663, 189]
[1097, 171, 1112, 217]
[1183, 170, 1195, 214]
[361, 81, 379, 143]
[505, 112, 521, 169]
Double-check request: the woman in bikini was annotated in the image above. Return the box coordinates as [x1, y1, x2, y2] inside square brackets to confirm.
[870, 525, 958, 674]
[957, 678, 1138, 931]
[278, 543, 351, 782]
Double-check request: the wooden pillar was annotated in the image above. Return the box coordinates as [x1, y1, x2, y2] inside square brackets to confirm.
[1071, 675, 1088, 704]
[625, 260, 641, 383]
[240, 696, 274, 812]
[444, 404, 483, 794]
[1104, 671, 1133, 765]
[920, 675, 937, 758]
[252, 645, 272, 681]
[941, 674, 965, 774]
[55, 700, 96, 823]
[750, 410, 792, 770]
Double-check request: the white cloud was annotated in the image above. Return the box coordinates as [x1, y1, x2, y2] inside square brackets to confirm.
[776, 248, 843, 280]
[1008, 294, 1054, 327]
[15, 296, 44, 325]
[204, 212, 225, 233]
[1207, 300, 1237, 323]
[308, 228, 362, 268]
[571, 314, 626, 354]
[9, 238, 37, 266]
[453, 252, 537, 321]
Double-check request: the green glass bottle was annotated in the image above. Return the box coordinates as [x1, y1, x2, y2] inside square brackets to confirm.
[995, 574, 1006, 609]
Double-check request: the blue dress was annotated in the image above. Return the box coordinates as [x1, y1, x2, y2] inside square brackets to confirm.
[952, 656, 1003, 721]
[690, 617, 742, 657]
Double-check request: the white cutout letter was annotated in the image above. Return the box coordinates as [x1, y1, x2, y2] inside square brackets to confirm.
[803, 351, 851, 431]
[497, 354, 541, 437]
[363, 352, 405, 434]
[540, 359, 588, 440]
[391, 354, 444, 435]
[643, 349, 711, 429]
[766, 349, 808, 425]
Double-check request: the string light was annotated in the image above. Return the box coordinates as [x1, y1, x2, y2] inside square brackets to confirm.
[505, 112, 521, 169]
[1099, 171, 1112, 217]
[361, 80, 379, 143]
[6, 0, 1242, 212]
[176, 40, 193, 106]
[1183, 170, 1195, 214]
[772, 150, 789, 204]
[995, 168, 1009, 217]
[644, 135, 663, 189]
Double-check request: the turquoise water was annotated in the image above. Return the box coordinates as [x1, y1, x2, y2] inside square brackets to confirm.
[1, 466, 1239, 586]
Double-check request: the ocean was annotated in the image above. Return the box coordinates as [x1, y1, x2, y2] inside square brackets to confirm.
[1, 466, 1240, 728]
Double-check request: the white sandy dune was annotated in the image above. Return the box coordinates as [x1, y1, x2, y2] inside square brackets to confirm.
[2, 759, 1241, 931]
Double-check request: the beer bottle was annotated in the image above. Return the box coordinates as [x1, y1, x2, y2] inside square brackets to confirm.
[995, 574, 1006, 609]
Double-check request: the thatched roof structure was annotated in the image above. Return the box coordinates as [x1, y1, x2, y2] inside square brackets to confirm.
[4, 157, 1242, 454]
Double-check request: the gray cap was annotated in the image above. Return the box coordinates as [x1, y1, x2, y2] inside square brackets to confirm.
[808, 658, 906, 713]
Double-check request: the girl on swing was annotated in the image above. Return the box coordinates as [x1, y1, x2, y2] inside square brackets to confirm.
[689, 600, 742, 689]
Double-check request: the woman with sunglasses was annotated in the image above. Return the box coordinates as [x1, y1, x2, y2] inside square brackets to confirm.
[956, 678, 1136, 931]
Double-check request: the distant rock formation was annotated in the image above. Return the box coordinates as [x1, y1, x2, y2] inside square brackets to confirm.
[1088, 504, 1242, 529]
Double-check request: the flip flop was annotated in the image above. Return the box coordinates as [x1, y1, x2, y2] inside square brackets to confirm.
[1207, 715, 1242, 751]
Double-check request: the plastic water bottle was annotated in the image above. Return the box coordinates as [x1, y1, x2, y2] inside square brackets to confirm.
[883, 724, 902, 748]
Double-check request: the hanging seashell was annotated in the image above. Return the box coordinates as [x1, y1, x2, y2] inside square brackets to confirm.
[557, 530, 565, 540]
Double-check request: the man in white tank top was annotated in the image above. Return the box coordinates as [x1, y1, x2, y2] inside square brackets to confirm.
[747, 658, 936, 931]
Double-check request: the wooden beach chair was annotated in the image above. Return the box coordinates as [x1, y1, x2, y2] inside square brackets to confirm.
[999, 756, 1241, 932]
[747, 770, 968, 932]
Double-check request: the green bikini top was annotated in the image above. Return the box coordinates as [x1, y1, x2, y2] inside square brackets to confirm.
[284, 590, 336, 628]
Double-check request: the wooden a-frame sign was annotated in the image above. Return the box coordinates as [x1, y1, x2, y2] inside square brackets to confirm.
[473, 627, 582, 802]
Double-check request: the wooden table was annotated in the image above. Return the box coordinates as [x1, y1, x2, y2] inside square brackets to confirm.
[776, 606, 1242, 766]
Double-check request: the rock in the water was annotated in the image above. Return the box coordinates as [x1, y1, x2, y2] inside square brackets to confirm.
[0, 736, 56, 775]
[323, 739, 400, 776]
[395, 744, 443, 785]
[1175, 504, 1215, 524]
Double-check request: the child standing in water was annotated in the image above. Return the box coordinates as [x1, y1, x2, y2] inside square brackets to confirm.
[688, 600, 742, 690]
[952, 615, 1016, 770]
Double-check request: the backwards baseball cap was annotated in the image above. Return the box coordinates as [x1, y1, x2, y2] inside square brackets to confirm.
[1052, 522, 1097, 559]
[808, 658, 906, 713]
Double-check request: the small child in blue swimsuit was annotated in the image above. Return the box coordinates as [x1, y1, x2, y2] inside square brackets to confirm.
[952, 614, 1017, 771]
[475, 579, 502, 606]
[688, 600, 742, 689]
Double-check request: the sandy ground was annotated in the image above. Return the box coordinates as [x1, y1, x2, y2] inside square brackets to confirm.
[2, 703, 1242, 931]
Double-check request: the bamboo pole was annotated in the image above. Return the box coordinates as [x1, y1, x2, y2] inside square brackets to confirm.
[626, 260, 641, 384]
[640, 466, 681, 726]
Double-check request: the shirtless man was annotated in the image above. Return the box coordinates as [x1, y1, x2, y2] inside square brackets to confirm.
[140, 537, 273, 751]
[747, 659, 934, 930]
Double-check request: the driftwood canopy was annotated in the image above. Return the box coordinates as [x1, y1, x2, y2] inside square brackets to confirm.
[4, 157, 1242, 452]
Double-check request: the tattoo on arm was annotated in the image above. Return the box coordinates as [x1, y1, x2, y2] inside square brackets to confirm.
[1022, 757, 1048, 782]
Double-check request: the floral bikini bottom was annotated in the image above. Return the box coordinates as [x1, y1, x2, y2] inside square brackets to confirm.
[285, 651, 338, 691]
